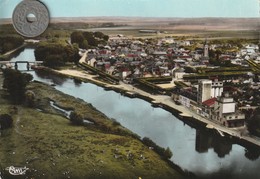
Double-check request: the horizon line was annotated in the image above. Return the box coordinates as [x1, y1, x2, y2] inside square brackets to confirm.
[1, 16, 260, 21]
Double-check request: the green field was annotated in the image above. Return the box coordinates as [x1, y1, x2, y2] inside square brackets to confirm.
[84, 28, 259, 40]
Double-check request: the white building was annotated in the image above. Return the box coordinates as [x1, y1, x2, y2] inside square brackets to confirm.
[197, 79, 224, 104]
[213, 93, 245, 128]
[211, 80, 223, 98]
[197, 80, 212, 104]
[204, 41, 209, 58]
[171, 68, 186, 83]
[88, 58, 97, 67]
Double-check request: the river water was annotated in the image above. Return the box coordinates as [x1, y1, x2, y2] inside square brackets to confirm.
[8, 48, 260, 178]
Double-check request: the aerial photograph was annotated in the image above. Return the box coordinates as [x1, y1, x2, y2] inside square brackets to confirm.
[0, 0, 260, 178]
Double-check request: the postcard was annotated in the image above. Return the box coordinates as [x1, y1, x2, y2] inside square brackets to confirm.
[0, 0, 260, 178]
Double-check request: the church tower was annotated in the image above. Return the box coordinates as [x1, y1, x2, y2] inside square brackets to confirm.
[203, 38, 209, 58]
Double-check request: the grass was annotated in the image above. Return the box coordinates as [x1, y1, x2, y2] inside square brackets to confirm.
[88, 28, 259, 40]
[0, 80, 184, 179]
[28, 82, 129, 136]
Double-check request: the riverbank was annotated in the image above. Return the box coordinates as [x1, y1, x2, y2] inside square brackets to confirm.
[0, 44, 27, 60]
[53, 66, 260, 149]
[0, 76, 184, 178]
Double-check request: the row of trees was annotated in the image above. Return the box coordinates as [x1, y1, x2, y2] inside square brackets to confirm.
[70, 31, 109, 49]
[0, 35, 24, 54]
[34, 42, 80, 68]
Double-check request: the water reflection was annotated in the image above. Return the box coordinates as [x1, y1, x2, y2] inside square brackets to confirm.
[196, 130, 232, 158]
[244, 147, 260, 161]
[34, 70, 67, 86]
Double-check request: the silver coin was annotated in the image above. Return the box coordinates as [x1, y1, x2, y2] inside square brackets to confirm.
[12, 0, 50, 38]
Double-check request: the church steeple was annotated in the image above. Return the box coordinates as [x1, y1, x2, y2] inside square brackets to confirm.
[204, 38, 209, 58]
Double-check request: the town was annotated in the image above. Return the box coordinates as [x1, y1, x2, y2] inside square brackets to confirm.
[77, 33, 260, 134]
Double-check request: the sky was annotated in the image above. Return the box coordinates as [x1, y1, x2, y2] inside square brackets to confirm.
[0, 0, 259, 19]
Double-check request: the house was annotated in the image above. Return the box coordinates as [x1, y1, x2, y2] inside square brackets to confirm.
[172, 68, 186, 82]
[173, 88, 198, 110]
[212, 93, 245, 128]
[201, 98, 217, 118]
[88, 58, 97, 67]
[153, 51, 167, 56]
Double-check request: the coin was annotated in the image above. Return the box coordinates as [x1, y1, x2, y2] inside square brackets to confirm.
[12, 0, 50, 38]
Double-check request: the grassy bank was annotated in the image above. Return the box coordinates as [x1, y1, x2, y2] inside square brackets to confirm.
[0, 79, 184, 179]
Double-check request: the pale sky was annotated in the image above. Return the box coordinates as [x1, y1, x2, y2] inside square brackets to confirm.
[0, 0, 259, 18]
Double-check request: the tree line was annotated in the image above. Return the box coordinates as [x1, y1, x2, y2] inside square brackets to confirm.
[71, 31, 109, 49]
[0, 35, 24, 54]
[34, 31, 109, 68]
[34, 42, 80, 68]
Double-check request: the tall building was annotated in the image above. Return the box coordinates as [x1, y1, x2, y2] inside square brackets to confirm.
[197, 80, 212, 103]
[203, 39, 209, 58]
[215, 93, 236, 117]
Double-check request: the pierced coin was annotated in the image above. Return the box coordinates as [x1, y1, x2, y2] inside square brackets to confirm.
[12, 0, 50, 38]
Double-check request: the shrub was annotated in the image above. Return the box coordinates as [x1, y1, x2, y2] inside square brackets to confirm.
[3, 69, 33, 104]
[0, 114, 13, 130]
[142, 137, 173, 159]
[69, 112, 83, 125]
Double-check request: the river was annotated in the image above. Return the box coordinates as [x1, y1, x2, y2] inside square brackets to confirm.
[8, 48, 260, 178]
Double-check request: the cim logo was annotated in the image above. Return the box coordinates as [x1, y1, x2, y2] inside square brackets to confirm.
[5, 166, 29, 176]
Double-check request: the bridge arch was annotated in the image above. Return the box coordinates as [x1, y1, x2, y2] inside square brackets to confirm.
[14, 61, 30, 71]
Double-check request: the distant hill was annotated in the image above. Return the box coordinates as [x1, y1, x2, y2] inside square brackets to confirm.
[1, 17, 259, 30]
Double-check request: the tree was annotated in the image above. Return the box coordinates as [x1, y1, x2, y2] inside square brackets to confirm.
[69, 112, 84, 125]
[71, 31, 84, 46]
[25, 90, 36, 107]
[86, 35, 97, 47]
[209, 49, 216, 59]
[82, 31, 93, 39]
[64, 44, 80, 63]
[94, 31, 105, 39]
[103, 35, 109, 41]
[164, 147, 173, 159]
[0, 114, 13, 130]
[3, 69, 33, 104]
[35, 42, 80, 67]
[82, 31, 97, 46]
[0, 35, 24, 54]
[44, 55, 64, 68]
[81, 40, 89, 49]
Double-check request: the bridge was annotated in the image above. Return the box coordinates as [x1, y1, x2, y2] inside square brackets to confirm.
[0, 61, 43, 71]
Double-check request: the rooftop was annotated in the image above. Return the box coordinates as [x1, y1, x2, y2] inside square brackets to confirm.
[202, 98, 217, 107]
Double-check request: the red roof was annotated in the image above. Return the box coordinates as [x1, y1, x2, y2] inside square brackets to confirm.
[224, 86, 237, 92]
[179, 56, 191, 59]
[202, 98, 217, 107]
[127, 54, 138, 57]
[99, 50, 107, 54]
